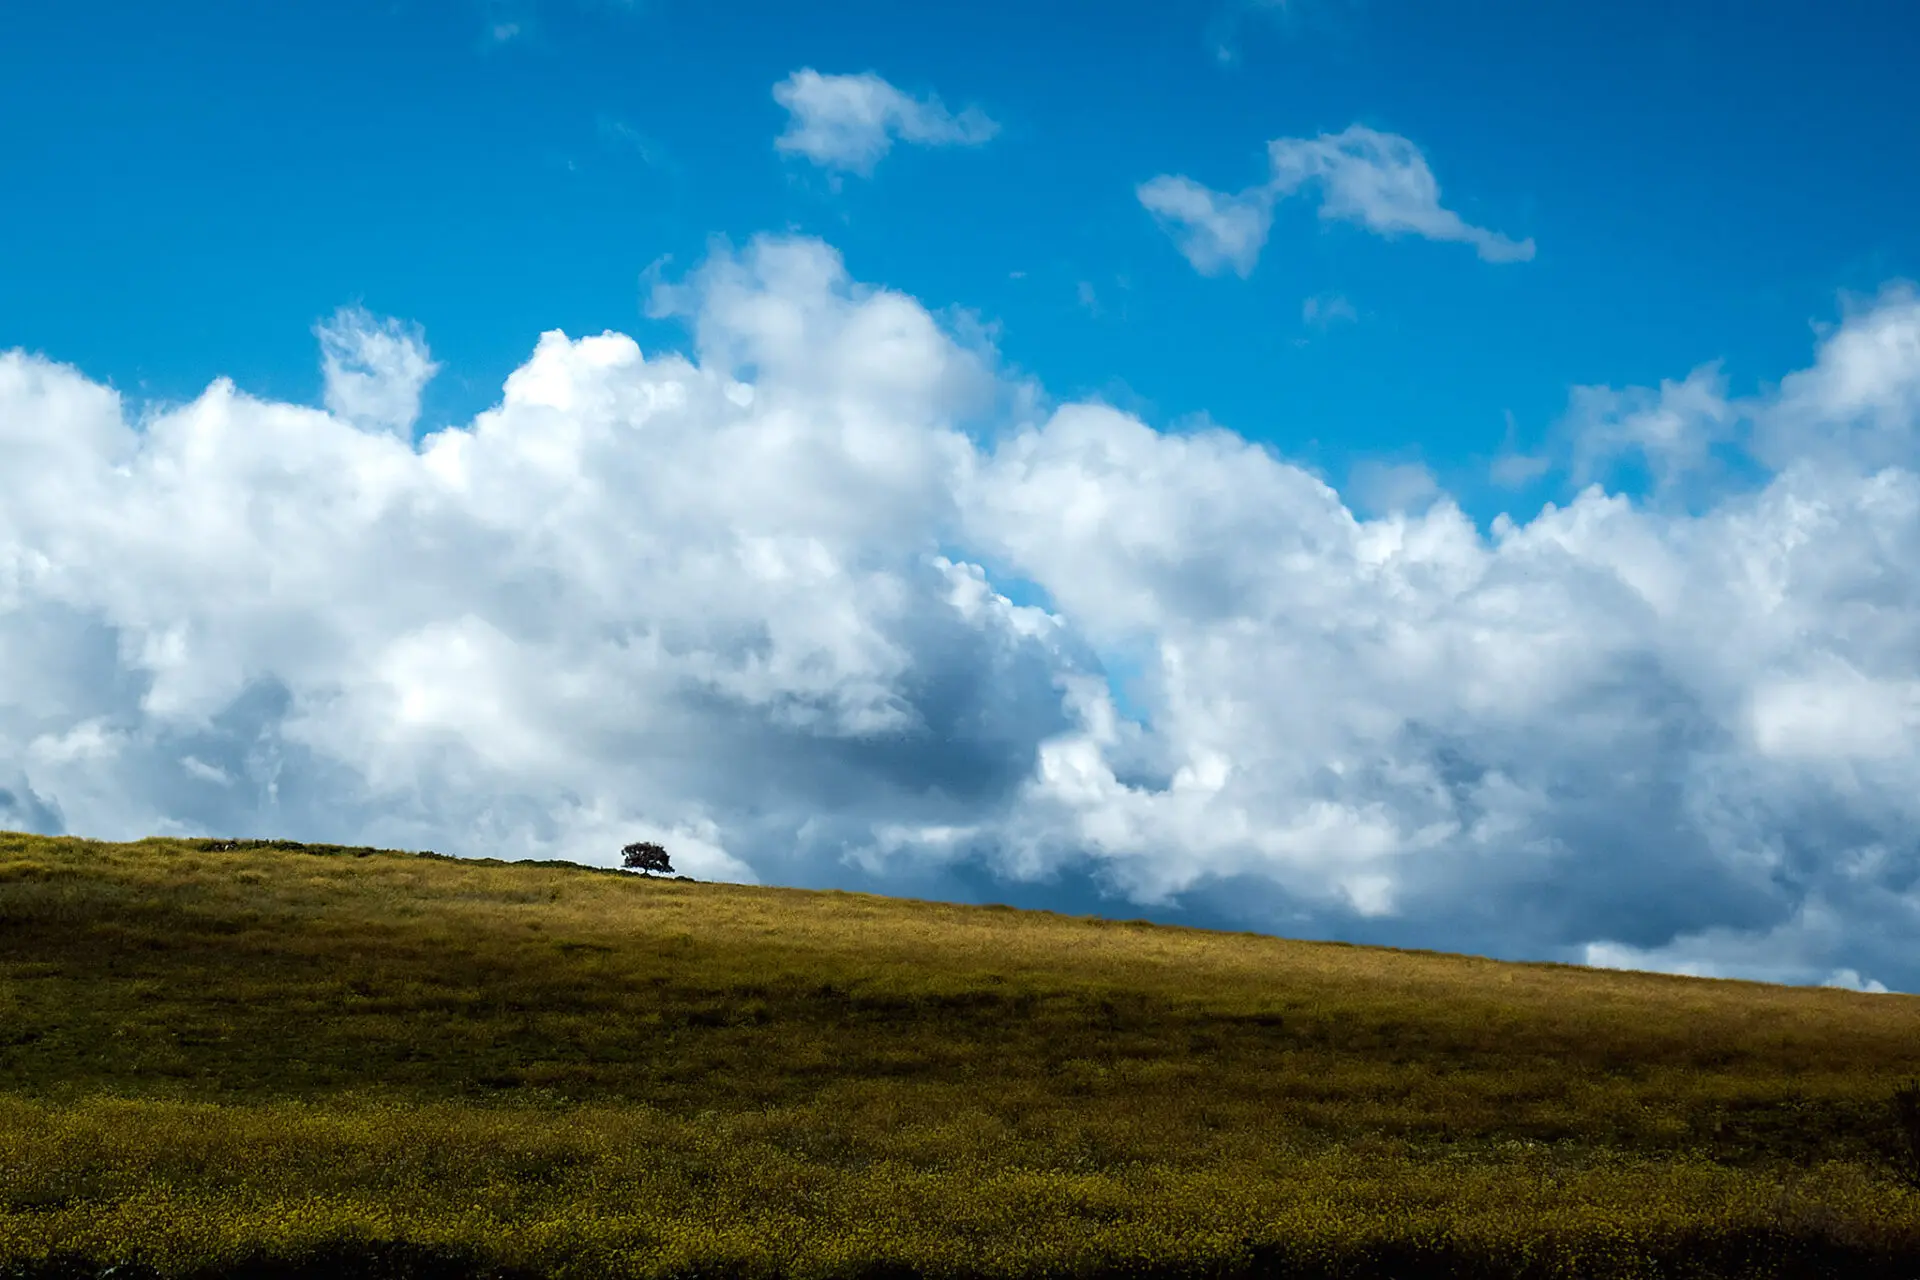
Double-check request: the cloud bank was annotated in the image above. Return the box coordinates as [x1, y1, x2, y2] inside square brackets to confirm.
[4, 240, 1919, 991]
[1143, 124, 1534, 274]
[773, 69, 998, 176]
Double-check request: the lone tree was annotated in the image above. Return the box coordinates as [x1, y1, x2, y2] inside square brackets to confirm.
[621, 840, 674, 877]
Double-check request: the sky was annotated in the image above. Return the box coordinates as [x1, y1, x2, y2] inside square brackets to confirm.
[4, 0, 1920, 992]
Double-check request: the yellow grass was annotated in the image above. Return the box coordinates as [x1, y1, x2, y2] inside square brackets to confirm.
[3, 831, 1919, 1278]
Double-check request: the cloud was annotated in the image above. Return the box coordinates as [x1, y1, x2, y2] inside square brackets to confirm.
[1755, 284, 1920, 470]
[1207, 0, 1344, 65]
[477, 0, 529, 45]
[1268, 126, 1534, 262]
[315, 306, 440, 436]
[1585, 903, 1896, 994]
[1345, 458, 1438, 515]
[476, 0, 652, 47]
[1563, 364, 1734, 491]
[598, 117, 672, 170]
[1136, 176, 1275, 278]
[6, 244, 1920, 990]
[1207, 1, 1281, 63]
[1488, 409, 1552, 488]
[1824, 969, 1892, 994]
[1542, 287, 1920, 492]
[1144, 125, 1532, 275]
[1302, 293, 1357, 327]
[773, 69, 998, 176]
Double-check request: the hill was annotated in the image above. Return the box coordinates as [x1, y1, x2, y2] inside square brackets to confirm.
[3, 831, 1919, 1279]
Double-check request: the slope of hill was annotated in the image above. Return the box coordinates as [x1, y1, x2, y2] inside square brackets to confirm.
[3, 831, 1919, 1279]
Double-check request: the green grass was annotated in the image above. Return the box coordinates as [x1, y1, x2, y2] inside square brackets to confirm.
[3, 830, 1920, 1279]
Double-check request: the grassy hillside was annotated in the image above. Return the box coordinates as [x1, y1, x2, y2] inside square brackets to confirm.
[3, 831, 1920, 1279]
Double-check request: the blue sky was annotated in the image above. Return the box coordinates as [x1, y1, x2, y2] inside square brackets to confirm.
[8, 0, 1914, 512]
[6, 1, 1920, 991]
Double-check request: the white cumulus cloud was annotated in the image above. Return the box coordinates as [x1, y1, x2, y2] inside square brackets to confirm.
[773, 69, 998, 176]
[5, 242, 1920, 991]
[1757, 284, 1920, 470]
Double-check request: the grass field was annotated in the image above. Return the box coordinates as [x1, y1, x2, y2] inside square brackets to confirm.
[3, 831, 1920, 1279]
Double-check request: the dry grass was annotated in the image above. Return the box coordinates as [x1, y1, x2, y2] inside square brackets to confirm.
[3, 830, 1920, 1278]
